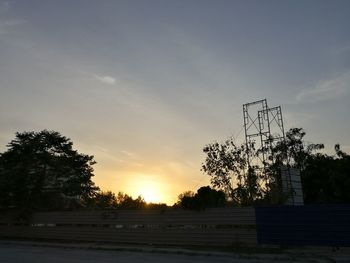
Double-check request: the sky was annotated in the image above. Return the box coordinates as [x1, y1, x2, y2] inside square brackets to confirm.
[1, 0, 349, 204]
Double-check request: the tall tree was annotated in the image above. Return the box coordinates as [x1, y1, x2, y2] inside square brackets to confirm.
[202, 140, 262, 205]
[0, 130, 99, 210]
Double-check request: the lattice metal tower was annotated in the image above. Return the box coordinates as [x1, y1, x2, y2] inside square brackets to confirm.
[243, 99, 304, 205]
[243, 99, 286, 169]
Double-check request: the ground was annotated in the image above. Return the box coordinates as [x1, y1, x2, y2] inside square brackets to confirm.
[0, 241, 348, 263]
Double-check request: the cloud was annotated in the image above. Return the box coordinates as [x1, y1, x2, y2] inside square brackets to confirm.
[94, 74, 116, 85]
[3, 19, 24, 26]
[0, 19, 25, 34]
[296, 71, 350, 103]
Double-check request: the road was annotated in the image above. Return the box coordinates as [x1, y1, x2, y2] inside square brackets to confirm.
[0, 243, 317, 263]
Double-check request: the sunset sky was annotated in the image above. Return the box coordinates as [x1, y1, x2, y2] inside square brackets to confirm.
[1, 0, 349, 204]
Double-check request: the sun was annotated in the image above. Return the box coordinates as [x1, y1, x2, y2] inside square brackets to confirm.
[140, 188, 160, 203]
[135, 179, 163, 203]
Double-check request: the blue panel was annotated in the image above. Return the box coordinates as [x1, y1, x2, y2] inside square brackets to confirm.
[255, 205, 350, 246]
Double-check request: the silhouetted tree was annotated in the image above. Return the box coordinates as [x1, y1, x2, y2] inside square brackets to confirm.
[176, 191, 195, 209]
[262, 128, 324, 204]
[116, 192, 146, 209]
[202, 139, 262, 205]
[267, 128, 324, 170]
[176, 186, 226, 210]
[0, 130, 99, 210]
[85, 190, 168, 210]
[202, 127, 350, 205]
[301, 144, 350, 203]
[84, 191, 118, 208]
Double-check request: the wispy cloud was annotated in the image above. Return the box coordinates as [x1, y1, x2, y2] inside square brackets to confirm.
[94, 74, 116, 85]
[296, 71, 350, 103]
[120, 150, 135, 158]
[0, 18, 25, 34]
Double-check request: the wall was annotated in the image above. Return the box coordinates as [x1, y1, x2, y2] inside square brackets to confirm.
[2, 205, 349, 247]
[0, 207, 257, 247]
[256, 205, 350, 246]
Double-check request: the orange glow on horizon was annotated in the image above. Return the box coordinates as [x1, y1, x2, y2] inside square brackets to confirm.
[92, 159, 210, 206]
[127, 173, 169, 204]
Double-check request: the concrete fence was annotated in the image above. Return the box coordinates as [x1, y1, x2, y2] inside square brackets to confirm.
[0, 207, 257, 247]
[1, 205, 349, 247]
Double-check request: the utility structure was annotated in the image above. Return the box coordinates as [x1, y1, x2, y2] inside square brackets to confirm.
[242, 99, 303, 205]
[243, 99, 285, 168]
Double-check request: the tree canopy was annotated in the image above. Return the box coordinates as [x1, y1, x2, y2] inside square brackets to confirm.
[0, 130, 99, 210]
[301, 143, 350, 203]
[202, 128, 350, 205]
[85, 191, 167, 210]
[176, 186, 226, 210]
[202, 140, 262, 205]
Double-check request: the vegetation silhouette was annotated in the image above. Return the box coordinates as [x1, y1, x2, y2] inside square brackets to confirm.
[0, 130, 169, 212]
[85, 191, 167, 210]
[1, 128, 349, 212]
[0, 130, 99, 211]
[202, 127, 350, 205]
[202, 140, 261, 206]
[302, 143, 350, 203]
[175, 186, 226, 210]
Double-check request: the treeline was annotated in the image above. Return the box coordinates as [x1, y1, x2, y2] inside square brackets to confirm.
[85, 186, 226, 210]
[0, 129, 349, 212]
[202, 128, 350, 205]
[0, 130, 220, 211]
[84, 191, 167, 210]
[174, 186, 226, 210]
[0, 131, 171, 211]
